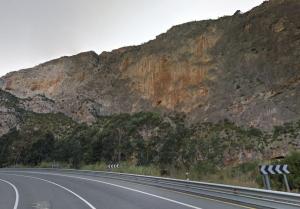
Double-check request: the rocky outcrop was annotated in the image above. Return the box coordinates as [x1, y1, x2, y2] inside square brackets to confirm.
[0, 90, 20, 136]
[0, 106, 19, 136]
[1, 0, 300, 130]
[0, 90, 56, 136]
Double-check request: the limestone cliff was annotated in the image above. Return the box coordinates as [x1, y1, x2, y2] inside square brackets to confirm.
[1, 0, 300, 130]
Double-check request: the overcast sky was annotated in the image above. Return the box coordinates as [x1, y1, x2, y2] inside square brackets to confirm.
[0, 0, 264, 76]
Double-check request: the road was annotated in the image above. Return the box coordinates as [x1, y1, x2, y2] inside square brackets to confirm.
[0, 169, 255, 209]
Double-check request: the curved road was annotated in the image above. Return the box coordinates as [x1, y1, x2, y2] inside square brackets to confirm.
[0, 169, 255, 209]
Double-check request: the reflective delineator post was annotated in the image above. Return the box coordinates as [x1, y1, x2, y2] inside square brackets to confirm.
[185, 172, 190, 181]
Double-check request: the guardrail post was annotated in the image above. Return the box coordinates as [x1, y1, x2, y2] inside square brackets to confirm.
[262, 174, 267, 189]
[264, 174, 271, 190]
[283, 174, 290, 192]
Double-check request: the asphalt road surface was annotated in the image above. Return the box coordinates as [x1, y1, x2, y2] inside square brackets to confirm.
[0, 169, 255, 209]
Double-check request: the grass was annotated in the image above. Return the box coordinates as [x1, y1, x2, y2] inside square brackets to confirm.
[194, 167, 259, 188]
[81, 162, 161, 177]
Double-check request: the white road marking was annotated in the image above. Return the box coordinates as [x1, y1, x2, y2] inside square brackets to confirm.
[0, 178, 19, 209]
[8, 171, 203, 209]
[9, 174, 96, 209]
[32, 201, 50, 209]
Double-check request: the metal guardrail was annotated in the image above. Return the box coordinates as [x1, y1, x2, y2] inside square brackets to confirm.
[2, 168, 300, 209]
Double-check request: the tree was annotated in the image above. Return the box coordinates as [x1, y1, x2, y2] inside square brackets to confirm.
[23, 133, 55, 165]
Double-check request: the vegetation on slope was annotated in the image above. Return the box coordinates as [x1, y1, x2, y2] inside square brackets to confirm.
[0, 111, 299, 191]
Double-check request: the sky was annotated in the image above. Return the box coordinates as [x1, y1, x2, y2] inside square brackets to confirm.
[0, 0, 264, 76]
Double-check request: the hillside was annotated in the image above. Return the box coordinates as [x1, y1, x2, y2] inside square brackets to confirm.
[1, 89, 300, 188]
[0, 0, 300, 186]
[1, 0, 299, 130]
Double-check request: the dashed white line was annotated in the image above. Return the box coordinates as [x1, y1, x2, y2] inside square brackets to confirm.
[7, 171, 203, 209]
[9, 174, 96, 209]
[0, 178, 19, 209]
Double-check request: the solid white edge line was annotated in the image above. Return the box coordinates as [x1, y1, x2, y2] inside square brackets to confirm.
[0, 178, 19, 209]
[9, 174, 96, 209]
[9, 171, 202, 209]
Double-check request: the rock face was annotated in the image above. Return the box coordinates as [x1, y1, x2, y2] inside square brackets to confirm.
[1, 0, 300, 129]
[0, 89, 57, 136]
[0, 106, 19, 137]
[0, 90, 21, 136]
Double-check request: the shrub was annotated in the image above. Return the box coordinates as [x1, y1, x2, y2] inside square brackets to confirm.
[282, 151, 300, 191]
